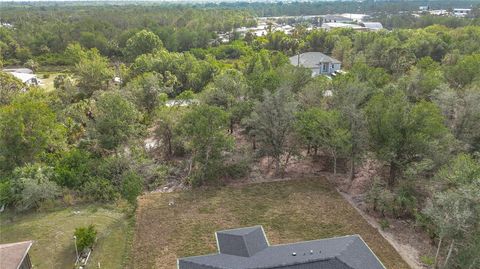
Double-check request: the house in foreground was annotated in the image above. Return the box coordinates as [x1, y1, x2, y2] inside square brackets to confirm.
[289, 52, 341, 77]
[178, 226, 386, 269]
[0, 241, 34, 269]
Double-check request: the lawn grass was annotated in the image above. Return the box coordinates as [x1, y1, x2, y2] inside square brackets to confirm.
[0, 205, 132, 269]
[133, 177, 410, 269]
[37, 72, 62, 92]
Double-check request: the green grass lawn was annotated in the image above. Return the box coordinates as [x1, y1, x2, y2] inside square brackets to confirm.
[0, 205, 131, 269]
[133, 178, 410, 269]
[37, 72, 62, 92]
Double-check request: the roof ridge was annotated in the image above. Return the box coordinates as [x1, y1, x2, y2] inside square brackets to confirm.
[267, 234, 358, 248]
[0, 241, 33, 249]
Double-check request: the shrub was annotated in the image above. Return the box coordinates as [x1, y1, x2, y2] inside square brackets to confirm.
[377, 189, 395, 217]
[37, 199, 58, 212]
[366, 178, 418, 218]
[392, 182, 417, 218]
[379, 219, 390, 230]
[54, 149, 94, 189]
[74, 225, 97, 251]
[96, 155, 131, 187]
[121, 172, 143, 205]
[414, 211, 436, 239]
[11, 164, 60, 211]
[365, 177, 385, 212]
[224, 158, 251, 180]
[62, 190, 75, 206]
[0, 180, 13, 205]
[42, 74, 50, 79]
[420, 255, 434, 266]
[82, 177, 117, 202]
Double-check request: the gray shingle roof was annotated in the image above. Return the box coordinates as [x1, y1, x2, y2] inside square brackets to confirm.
[289, 52, 341, 68]
[178, 226, 386, 269]
[216, 226, 269, 257]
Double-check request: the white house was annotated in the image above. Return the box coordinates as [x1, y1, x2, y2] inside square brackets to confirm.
[322, 15, 353, 23]
[289, 52, 341, 77]
[362, 22, 384, 31]
[322, 22, 367, 31]
[6, 72, 39, 86]
[419, 6, 430, 12]
[340, 13, 370, 22]
[453, 8, 471, 17]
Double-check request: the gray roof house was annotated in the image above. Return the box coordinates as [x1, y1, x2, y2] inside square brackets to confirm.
[0, 241, 34, 269]
[177, 226, 386, 269]
[290, 52, 341, 77]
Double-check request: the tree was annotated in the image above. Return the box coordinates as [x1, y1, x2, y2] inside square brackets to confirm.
[155, 106, 184, 159]
[54, 74, 78, 105]
[178, 105, 233, 185]
[365, 88, 449, 186]
[297, 76, 332, 110]
[400, 57, 445, 102]
[124, 30, 163, 61]
[276, 65, 312, 93]
[0, 71, 25, 105]
[444, 54, 480, 88]
[424, 187, 479, 269]
[0, 90, 66, 171]
[201, 69, 250, 133]
[24, 59, 39, 72]
[295, 108, 351, 175]
[247, 88, 297, 175]
[332, 79, 371, 181]
[124, 71, 174, 114]
[435, 84, 480, 152]
[10, 164, 60, 211]
[74, 48, 114, 97]
[121, 172, 143, 205]
[54, 149, 94, 189]
[89, 91, 141, 151]
[424, 154, 480, 268]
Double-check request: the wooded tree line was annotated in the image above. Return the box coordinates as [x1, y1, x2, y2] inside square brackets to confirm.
[0, 5, 479, 268]
[0, 5, 256, 65]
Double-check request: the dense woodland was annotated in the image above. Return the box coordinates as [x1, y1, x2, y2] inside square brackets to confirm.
[1, 2, 480, 268]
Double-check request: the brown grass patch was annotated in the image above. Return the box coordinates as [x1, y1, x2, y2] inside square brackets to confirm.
[133, 178, 410, 269]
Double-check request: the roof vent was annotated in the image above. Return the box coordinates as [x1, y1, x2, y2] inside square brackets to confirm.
[292, 252, 297, 256]
[310, 250, 314, 255]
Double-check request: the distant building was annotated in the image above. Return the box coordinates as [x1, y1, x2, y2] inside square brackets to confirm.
[290, 52, 341, 77]
[322, 22, 367, 31]
[178, 226, 385, 269]
[419, 6, 430, 12]
[362, 22, 384, 31]
[429, 9, 449, 16]
[322, 14, 353, 23]
[5, 72, 39, 86]
[2, 68, 39, 86]
[453, 8, 471, 17]
[340, 13, 370, 22]
[0, 241, 34, 269]
[2, 68, 33, 74]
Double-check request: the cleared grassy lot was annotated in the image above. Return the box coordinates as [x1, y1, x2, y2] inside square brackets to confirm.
[37, 72, 63, 92]
[0, 205, 131, 269]
[133, 178, 409, 269]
